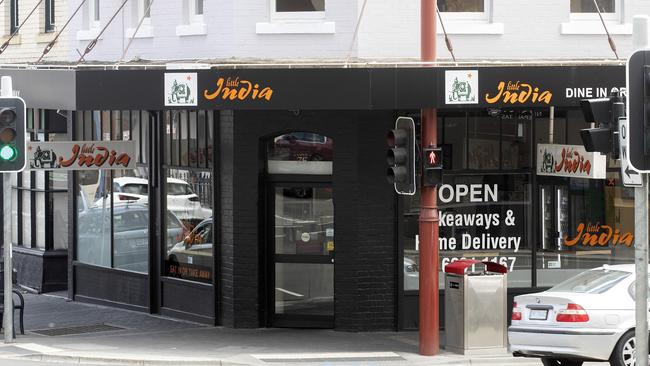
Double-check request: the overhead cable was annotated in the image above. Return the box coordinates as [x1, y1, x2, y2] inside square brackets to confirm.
[0, 0, 45, 55]
[37, 0, 89, 63]
[592, 0, 619, 59]
[345, 0, 368, 66]
[77, 0, 129, 64]
[117, 0, 155, 66]
[436, 4, 456, 62]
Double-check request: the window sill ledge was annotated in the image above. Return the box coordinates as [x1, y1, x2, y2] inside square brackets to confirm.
[176, 23, 207, 37]
[561, 21, 632, 35]
[435, 21, 504, 35]
[256, 21, 336, 34]
[36, 32, 56, 44]
[126, 25, 154, 39]
[76, 28, 101, 41]
[0, 35, 21, 45]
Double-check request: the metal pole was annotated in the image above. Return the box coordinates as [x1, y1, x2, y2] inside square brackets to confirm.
[2, 173, 11, 343]
[1, 76, 13, 343]
[633, 15, 650, 366]
[635, 175, 648, 366]
[419, 0, 439, 356]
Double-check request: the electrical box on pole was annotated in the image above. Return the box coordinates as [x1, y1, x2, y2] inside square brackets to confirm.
[0, 96, 26, 173]
[386, 117, 416, 195]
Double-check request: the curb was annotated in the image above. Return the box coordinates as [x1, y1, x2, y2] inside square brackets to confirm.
[16, 353, 256, 366]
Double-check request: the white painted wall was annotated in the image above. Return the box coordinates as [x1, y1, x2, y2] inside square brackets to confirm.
[0, 0, 647, 64]
[358, 0, 646, 60]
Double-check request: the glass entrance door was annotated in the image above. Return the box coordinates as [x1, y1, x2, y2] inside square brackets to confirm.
[271, 185, 334, 328]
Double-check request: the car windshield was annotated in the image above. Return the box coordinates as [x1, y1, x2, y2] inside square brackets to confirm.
[122, 183, 148, 195]
[167, 183, 193, 195]
[550, 269, 630, 294]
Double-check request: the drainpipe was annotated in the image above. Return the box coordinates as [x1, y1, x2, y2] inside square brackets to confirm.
[419, 0, 439, 356]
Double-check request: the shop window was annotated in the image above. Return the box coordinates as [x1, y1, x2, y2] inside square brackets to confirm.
[11, 109, 69, 252]
[176, 0, 206, 36]
[535, 108, 634, 287]
[267, 132, 333, 175]
[162, 110, 214, 283]
[75, 110, 151, 273]
[403, 173, 533, 290]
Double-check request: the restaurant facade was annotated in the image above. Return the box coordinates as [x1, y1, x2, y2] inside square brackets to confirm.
[0, 63, 632, 330]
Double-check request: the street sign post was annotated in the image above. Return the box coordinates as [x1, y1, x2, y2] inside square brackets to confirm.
[618, 118, 643, 187]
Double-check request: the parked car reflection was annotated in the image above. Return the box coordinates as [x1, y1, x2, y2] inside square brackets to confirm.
[166, 218, 213, 282]
[77, 203, 186, 273]
[272, 132, 333, 161]
[93, 177, 212, 224]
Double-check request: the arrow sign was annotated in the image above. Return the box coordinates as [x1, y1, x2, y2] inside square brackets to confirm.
[619, 118, 643, 187]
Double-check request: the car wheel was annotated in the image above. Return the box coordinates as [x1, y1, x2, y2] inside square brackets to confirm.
[610, 330, 636, 366]
[541, 358, 583, 366]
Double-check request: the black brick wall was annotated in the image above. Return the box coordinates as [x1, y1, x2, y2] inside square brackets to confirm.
[220, 110, 397, 331]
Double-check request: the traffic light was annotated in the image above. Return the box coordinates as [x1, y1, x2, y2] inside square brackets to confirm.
[386, 117, 415, 195]
[627, 50, 650, 171]
[0, 97, 26, 172]
[422, 146, 442, 187]
[579, 91, 624, 157]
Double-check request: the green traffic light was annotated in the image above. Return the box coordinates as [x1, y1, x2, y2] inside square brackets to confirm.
[0, 145, 16, 161]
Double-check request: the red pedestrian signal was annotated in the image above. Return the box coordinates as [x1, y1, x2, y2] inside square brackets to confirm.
[422, 147, 442, 187]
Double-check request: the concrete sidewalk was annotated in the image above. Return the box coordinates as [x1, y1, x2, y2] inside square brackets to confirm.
[0, 292, 542, 366]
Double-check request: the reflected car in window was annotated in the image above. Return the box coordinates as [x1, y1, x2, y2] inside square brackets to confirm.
[509, 264, 640, 366]
[93, 177, 211, 223]
[77, 203, 186, 273]
[166, 218, 213, 282]
[404, 257, 419, 291]
[272, 132, 333, 161]
[167, 218, 212, 265]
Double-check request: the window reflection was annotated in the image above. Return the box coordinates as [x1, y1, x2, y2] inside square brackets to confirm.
[268, 132, 333, 175]
[164, 169, 213, 283]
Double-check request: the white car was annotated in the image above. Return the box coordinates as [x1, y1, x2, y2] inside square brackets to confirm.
[94, 177, 211, 222]
[509, 264, 643, 366]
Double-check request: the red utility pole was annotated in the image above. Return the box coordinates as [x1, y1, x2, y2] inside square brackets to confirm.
[419, 0, 439, 356]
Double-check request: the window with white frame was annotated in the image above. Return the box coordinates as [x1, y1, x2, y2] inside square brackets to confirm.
[127, 0, 153, 38]
[176, 0, 206, 36]
[570, 0, 617, 20]
[256, 0, 334, 34]
[437, 0, 487, 20]
[10, 0, 19, 34]
[562, 0, 628, 35]
[435, 0, 503, 35]
[77, 0, 100, 40]
[272, 0, 324, 20]
[45, 0, 55, 33]
[90, 0, 100, 27]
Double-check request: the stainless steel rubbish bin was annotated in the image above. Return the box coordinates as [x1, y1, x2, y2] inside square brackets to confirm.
[444, 259, 508, 355]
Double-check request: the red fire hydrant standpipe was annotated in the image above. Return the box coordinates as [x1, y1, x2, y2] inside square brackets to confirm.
[419, 0, 439, 356]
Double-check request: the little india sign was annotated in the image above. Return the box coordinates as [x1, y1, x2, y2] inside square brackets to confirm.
[536, 144, 606, 179]
[27, 141, 136, 170]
